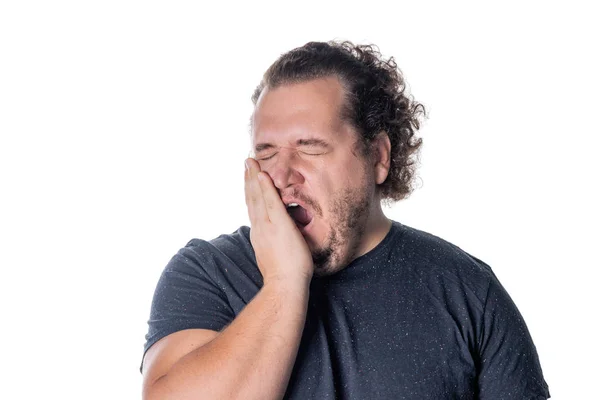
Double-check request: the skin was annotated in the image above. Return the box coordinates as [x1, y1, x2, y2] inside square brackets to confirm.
[142, 156, 313, 400]
[142, 76, 395, 400]
[251, 75, 393, 277]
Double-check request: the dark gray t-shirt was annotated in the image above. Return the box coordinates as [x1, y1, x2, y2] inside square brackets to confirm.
[141, 220, 550, 399]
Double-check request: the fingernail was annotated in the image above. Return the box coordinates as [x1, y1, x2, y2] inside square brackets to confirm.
[245, 160, 249, 170]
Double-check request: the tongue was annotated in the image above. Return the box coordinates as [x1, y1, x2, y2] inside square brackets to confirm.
[288, 206, 313, 226]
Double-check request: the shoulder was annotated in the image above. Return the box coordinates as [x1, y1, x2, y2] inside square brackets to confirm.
[207, 225, 253, 257]
[396, 223, 495, 300]
[182, 225, 252, 258]
[167, 226, 255, 276]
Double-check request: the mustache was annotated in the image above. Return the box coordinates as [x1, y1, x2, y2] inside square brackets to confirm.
[281, 188, 322, 217]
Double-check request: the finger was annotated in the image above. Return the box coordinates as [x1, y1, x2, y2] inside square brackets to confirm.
[244, 162, 261, 226]
[257, 171, 290, 223]
[244, 158, 269, 225]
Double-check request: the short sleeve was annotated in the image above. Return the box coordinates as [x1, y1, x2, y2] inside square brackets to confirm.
[476, 270, 551, 399]
[140, 241, 236, 373]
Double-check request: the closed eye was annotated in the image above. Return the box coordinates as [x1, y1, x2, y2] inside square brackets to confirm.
[259, 152, 324, 161]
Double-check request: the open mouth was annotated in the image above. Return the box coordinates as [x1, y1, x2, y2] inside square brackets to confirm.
[286, 203, 314, 231]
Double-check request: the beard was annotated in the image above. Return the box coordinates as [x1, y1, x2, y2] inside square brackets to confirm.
[311, 179, 373, 277]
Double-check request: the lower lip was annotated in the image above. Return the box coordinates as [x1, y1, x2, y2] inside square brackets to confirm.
[296, 218, 314, 234]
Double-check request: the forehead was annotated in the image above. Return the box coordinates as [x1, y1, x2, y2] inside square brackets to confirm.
[251, 77, 349, 147]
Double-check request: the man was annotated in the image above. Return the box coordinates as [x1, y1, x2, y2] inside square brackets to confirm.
[140, 41, 550, 399]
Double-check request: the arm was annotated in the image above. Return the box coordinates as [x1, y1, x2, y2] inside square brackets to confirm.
[143, 158, 315, 400]
[143, 278, 310, 400]
[476, 270, 550, 399]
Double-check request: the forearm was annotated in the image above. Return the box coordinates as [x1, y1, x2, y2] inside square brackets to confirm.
[145, 281, 310, 400]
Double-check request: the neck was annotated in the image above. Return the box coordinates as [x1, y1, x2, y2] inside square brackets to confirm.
[356, 205, 392, 258]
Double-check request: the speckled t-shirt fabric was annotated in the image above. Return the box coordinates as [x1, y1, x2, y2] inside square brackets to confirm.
[141, 220, 551, 399]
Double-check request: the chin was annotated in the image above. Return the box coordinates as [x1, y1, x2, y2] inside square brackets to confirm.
[302, 217, 321, 245]
[309, 223, 348, 276]
[312, 252, 346, 277]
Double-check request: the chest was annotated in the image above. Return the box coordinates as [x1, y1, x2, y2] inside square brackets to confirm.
[285, 283, 479, 399]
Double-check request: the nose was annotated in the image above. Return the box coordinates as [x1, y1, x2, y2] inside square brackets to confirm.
[264, 148, 305, 190]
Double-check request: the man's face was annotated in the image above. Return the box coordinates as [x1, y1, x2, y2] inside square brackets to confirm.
[251, 76, 377, 276]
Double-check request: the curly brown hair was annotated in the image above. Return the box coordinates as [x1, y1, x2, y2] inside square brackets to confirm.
[251, 40, 426, 205]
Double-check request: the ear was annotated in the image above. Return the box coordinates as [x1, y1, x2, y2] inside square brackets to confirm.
[372, 131, 391, 185]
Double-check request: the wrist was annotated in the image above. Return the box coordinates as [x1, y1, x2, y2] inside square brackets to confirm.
[262, 276, 311, 303]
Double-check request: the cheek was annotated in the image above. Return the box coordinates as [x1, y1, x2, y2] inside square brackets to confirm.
[310, 156, 365, 205]
[330, 160, 364, 189]
[312, 170, 347, 211]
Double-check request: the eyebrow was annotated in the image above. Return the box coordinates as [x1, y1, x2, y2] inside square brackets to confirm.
[254, 138, 331, 154]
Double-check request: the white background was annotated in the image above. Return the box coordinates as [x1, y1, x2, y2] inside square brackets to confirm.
[1, 1, 598, 399]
